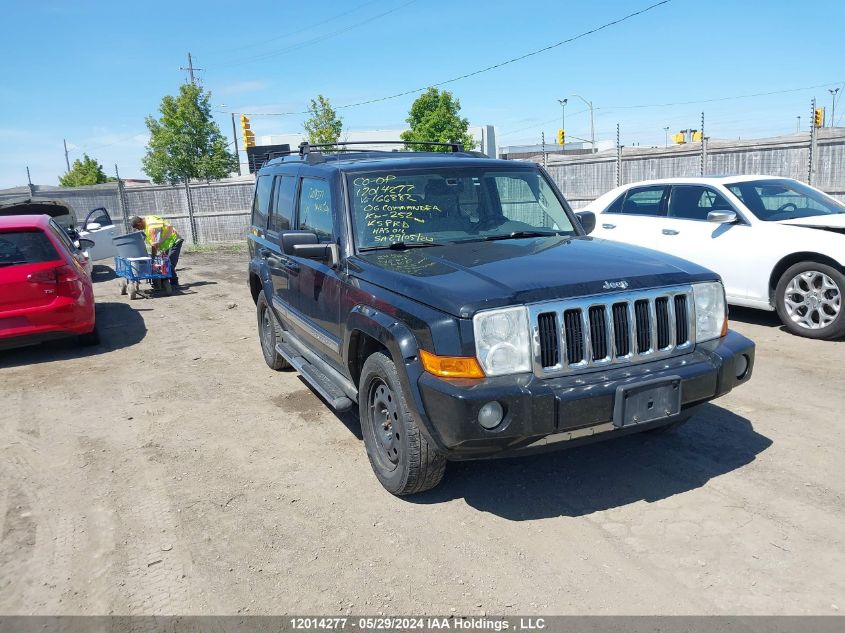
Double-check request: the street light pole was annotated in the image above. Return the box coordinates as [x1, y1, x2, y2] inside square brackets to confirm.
[571, 94, 596, 153]
[663, 126, 669, 147]
[830, 88, 840, 128]
[797, 115, 801, 133]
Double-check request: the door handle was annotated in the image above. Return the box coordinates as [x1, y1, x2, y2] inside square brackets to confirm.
[602, 223, 616, 230]
[662, 229, 680, 236]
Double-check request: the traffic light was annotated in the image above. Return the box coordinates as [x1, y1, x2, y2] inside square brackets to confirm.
[814, 107, 825, 128]
[672, 132, 686, 145]
[692, 130, 703, 142]
[557, 128, 565, 146]
[240, 114, 255, 148]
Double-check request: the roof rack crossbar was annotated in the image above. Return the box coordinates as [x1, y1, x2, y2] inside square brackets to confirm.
[297, 140, 465, 155]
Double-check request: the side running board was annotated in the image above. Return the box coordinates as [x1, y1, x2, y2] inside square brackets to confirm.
[275, 340, 354, 412]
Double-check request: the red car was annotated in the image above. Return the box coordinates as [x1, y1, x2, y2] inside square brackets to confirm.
[0, 214, 99, 350]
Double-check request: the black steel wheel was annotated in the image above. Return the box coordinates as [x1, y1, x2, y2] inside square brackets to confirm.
[359, 352, 446, 495]
[256, 290, 290, 371]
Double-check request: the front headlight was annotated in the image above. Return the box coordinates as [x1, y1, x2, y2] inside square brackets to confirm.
[692, 281, 727, 342]
[472, 306, 532, 376]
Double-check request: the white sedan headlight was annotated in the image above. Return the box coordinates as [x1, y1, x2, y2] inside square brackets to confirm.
[692, 281, 727, 342]
[473, 306, 532, 376]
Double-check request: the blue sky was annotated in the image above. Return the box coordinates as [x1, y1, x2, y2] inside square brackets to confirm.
[1, 0, 843, 188]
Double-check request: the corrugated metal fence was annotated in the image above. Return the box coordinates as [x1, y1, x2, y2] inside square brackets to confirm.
[546, 128, 845, 209]
[0, 179, 255, 244]
[2, 129, 843, 242]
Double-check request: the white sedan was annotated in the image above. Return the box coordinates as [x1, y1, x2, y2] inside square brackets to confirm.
[584, 176, 845, 339]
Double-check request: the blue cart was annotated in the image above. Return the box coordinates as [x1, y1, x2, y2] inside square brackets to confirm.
[115, 254, 173, 299]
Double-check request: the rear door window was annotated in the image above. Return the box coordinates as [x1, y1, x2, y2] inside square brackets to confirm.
[269, 175, 297, 233]
[668, 185, 733, 220]
[620, 186, 668, 216]
[0, 230, 60, 266]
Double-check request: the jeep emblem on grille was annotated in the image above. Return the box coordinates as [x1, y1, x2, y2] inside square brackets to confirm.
[602, 280, 629, 290]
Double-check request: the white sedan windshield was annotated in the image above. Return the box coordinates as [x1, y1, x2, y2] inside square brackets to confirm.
[726, 179, 845, 221]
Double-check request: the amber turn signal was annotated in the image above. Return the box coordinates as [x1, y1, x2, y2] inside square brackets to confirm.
[419, 349, 485, 379]
[721, 317, 729, 337]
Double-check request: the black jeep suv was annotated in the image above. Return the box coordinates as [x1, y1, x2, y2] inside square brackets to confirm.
[248, 142, 755, 495]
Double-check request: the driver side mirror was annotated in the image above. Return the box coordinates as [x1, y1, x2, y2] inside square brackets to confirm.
[707, 210, 738, 224]
[85, 222, 102, 231]
[575, 211, 596, 235]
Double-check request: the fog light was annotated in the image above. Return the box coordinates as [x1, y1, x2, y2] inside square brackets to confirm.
[478, 401, 504, 430]
[735, 354, 749, 380]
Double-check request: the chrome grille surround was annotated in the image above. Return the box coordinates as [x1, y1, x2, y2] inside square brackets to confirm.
[529, 285, 696, 378]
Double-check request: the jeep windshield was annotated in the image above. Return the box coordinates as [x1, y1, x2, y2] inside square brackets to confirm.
[348, 167, 577, 250]
[725, 179, 845, 221]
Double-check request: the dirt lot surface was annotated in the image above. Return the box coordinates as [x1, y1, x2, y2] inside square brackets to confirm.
[1, 249, 844, 615]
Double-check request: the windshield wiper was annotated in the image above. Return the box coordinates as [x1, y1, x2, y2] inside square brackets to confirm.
[462, 230, 563, 243]
[359, 240, 445, 252]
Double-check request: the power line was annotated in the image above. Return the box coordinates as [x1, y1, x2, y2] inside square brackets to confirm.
[212, 0, 417, 69]
[240, 0, 673, 116]
[499, 109, 591, 137]
[595, 81, 845, 111]
[208, 0, 382, 57]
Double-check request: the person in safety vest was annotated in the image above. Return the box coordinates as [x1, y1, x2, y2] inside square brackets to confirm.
[129, 215, 184, 287]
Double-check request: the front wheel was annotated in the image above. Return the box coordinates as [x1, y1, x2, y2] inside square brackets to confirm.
[256, 290, 290, 370]
[775, 262, 845, 339]
[359, 352, 446, 496]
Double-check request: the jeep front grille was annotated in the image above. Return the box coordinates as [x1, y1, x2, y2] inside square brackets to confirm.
[531, 286, 695, 377]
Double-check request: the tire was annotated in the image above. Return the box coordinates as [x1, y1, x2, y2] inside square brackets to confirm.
[78, 324, 100, 347]
[359, 352, 446, 496]
[775, 261, 845, 339]
[256, 290, 290, 370]
[162, 279, 173, 295]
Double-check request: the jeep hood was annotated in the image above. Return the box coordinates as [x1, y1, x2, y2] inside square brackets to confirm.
[352, 236, 717, 318]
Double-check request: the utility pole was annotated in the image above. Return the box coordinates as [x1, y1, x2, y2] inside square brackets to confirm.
[809, 98, 818, 184]
[63, 139, 71, 172]
[541, 131, 547, 168]
[180, 52, 203, 85]
[664, 126, 669, 147]
[231, 112, 242, 176]
[830, 88, 840, 128]
[700, 111, 707, 176]
[797, 115, 801, 133]
[616, 123, 622, 186]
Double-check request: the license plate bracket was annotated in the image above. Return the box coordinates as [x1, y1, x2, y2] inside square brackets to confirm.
[613, 376, 682, 428]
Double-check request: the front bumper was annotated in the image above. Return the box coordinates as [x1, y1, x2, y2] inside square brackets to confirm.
[415, 330, 754, 459]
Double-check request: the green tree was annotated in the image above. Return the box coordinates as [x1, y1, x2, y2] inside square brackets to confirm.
[59, 154, 114, 187]
[303, 95, 343, 145]
[142, 83, 237, 184]
[400, 87, 476, 152]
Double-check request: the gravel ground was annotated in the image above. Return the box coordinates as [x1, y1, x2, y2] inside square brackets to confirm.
[1, 250, 843, 615]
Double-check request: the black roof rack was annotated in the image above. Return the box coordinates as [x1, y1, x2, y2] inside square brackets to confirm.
[264, 140, 479, 167]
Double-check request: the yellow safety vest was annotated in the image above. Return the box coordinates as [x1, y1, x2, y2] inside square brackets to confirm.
[143, 215, 179, 252]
